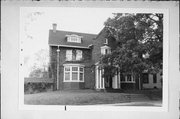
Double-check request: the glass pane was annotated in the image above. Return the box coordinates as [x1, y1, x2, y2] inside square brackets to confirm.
[72, 67, 78, 71]
[65, 72, 70, 80]
[127, 75, 131, 81]
[76, 50, 82, 60]
[143, 73, 149, 83]
[66, 50, 72, 61]
[121, 74, 125, 81]
[80, 67, 83, 72]
[72, 72, 78, 80]
[65, 67, 70, 71]
[80, 73, 83, 81]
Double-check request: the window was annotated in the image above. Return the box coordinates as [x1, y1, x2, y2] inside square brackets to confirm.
[142, 73, 149, 84]
[64, 67, 70, 81]
[66, 34, 82, 43]
[66, 50, 82, 61]
[121, 74, 135, 83]
[66, 50, 72, 61]
[153, 74, 157, 83]
[64, 65, 84, 82]
[104, 38, 108, 44]
[127, 74, 132, 82]
[76, 50, 82, 60]
[120, 74, 125, 81]
[101, 46, 111, 55]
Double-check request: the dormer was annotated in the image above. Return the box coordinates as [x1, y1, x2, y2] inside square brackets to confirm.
[66, 34, 83, 43]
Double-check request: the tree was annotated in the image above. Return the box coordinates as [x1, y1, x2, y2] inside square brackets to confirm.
[101, 13, 163, 77]
[29, 49, 49, 78]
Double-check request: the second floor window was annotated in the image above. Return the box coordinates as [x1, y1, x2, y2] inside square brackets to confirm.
[66, 49, 82, 61]
[101, 46, 111, 55]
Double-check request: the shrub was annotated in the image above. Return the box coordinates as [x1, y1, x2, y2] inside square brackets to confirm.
[24, 82, 53, 94]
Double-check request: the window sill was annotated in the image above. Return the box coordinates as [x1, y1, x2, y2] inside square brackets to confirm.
[121, 81, 135, 83]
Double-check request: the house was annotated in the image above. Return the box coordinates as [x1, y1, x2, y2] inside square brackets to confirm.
[48, 23, 162, 90]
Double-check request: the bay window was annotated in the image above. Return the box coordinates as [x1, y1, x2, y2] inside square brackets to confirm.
[64, 64, 84, 82]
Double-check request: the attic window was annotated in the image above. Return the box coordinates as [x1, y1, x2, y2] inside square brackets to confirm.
[66, 34, 82, 43]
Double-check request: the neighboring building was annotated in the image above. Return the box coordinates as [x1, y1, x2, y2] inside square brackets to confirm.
[48, 23, 162, 90]
[142, 73, 162, 89]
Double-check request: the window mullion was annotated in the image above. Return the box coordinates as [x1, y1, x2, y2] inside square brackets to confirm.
[70, 66, 72, 81]
[78, 67, 80, 81]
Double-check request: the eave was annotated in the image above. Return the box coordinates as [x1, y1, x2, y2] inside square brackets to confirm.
[49, 44, 91, 49]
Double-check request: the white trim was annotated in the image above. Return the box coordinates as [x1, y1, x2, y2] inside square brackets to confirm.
[99, 69, 102, 89]
[121, 74, 135, 83]
[63, 64, 85, 67]
[49, 44, 90, 49]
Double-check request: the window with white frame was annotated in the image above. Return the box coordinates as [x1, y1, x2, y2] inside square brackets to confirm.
[101, 46, 111, 55]
[66, 49, 83, 61]
[104, 38, 108, 44]
[76, 50, 82, 60]
[66, 50, 73, 61]
[121, 74, 135, 83]
[66, 34, 82, 43]
[64, 65, 84, 82]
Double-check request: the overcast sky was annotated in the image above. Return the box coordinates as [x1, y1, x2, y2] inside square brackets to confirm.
[21, 7, 117, 56]
[21, 7, 116, 76]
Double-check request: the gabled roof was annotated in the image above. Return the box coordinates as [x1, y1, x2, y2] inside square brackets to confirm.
[48, 30, 97, 48]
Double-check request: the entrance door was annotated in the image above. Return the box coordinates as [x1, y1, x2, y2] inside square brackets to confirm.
[105, 76, 112, 89]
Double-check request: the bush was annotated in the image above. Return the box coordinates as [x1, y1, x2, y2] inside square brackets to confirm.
[24, 82, 53, 94]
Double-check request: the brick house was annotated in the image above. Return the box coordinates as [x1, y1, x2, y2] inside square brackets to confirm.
[48, 23, 162, 90]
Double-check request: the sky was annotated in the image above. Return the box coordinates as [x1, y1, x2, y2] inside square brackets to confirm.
[21, 7, 116, 77]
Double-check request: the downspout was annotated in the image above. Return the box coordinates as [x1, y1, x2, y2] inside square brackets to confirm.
[56, 46, 60, 90]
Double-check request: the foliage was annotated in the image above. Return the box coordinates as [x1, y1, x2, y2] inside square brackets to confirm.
[29, 49, 49, 78]
[24, 82, 53, 94]
[101, 13, 163, 75]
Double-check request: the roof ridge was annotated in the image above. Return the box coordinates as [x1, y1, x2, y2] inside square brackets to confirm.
[49, 29, 97, 36]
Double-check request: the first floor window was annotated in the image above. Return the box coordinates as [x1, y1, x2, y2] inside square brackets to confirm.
[121, 74, 135, 83]
[142, 73, 149, 84]
[153, 74, 157, 83]
[64, 65, 84, 82]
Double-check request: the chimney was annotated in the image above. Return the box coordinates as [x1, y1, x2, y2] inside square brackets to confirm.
[52, 23, 57, 33]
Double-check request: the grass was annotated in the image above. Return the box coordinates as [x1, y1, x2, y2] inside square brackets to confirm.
[24, 89, 162, 106]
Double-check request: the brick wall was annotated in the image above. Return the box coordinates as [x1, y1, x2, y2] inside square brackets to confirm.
[49, 46, 94, 90]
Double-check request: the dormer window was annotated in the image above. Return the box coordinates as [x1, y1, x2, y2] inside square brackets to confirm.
[66, 34, 82, 43]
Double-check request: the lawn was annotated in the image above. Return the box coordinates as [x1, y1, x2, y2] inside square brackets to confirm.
[24, 89, 162, 106]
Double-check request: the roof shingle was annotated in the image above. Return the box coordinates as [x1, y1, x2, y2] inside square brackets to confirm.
[48, 30, 97, 48]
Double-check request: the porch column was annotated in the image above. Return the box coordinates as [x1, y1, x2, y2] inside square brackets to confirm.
[56, 46, 60, 90]
[102, 69, 105, 89]
[99, 68, 102, 89]
[118, 71, 121, 89]
[96, 66, 99, 89]
[114, 74, 118, 89]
